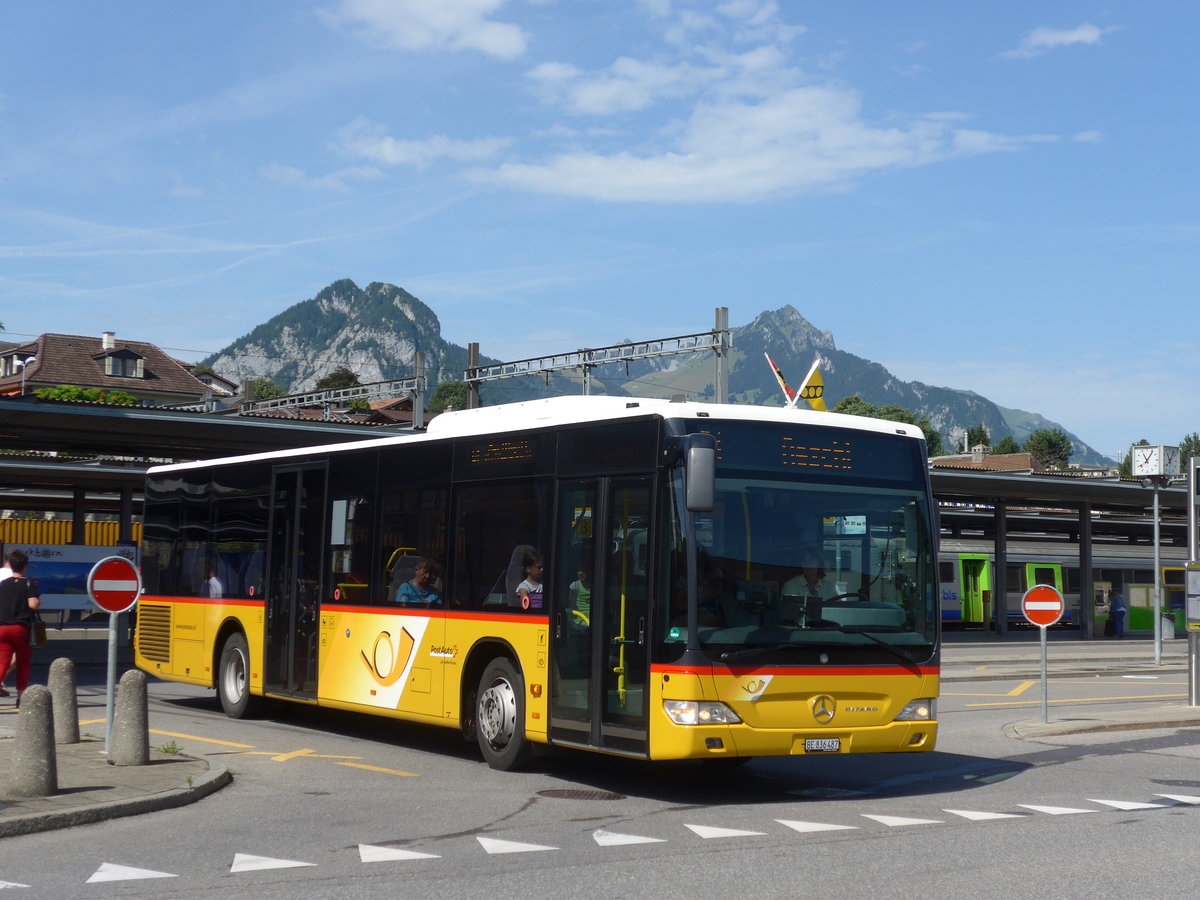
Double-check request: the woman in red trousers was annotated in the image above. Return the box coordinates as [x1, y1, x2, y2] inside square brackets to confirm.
[0, 549, 42, 705]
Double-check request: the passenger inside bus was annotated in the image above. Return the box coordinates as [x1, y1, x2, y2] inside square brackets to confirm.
[394, 558, 443, 607]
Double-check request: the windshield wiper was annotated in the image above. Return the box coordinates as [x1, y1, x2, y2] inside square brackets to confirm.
[718, 627, 917, 665]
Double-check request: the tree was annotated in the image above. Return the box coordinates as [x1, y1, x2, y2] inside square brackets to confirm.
[992, 435, 1021, 455]
[966, 423, 990, 449]
[1025, 428, 1072, 470]
[315, 366, 360, 391]
[247, 377, 286, 401]
[429, 381, 470, 414]
[1179, 432, 1200, 468]
[832, 396, 943, 456]
[34, 385, 138, 405]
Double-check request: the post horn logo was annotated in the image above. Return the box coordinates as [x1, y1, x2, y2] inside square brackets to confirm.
[811, 694, 836, 724]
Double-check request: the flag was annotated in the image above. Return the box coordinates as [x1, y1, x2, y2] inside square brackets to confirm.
[764, 353, 797, 404]
[799, 359, 827, 412]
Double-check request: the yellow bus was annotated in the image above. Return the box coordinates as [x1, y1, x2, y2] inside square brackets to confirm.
[135, 396, 939, 769]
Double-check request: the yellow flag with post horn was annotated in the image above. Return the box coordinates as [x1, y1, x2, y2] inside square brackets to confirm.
[799, 359, 827, 412]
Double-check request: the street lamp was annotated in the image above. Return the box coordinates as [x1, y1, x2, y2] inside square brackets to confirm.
[15, 355, 35, 395]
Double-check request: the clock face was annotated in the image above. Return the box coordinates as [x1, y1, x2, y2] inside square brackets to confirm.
[1163, 446, 1181, 475]
[1132, 446, 1161, 476]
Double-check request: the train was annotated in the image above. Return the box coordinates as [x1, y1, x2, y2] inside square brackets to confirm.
[939, 538, 1186, 630]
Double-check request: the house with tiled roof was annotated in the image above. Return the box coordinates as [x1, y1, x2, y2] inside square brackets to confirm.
[0, 332, 222, 406]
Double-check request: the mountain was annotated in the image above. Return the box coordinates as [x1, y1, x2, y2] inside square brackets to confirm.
[202, 281, 1107, 465]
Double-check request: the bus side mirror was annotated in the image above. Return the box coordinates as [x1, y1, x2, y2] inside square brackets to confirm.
[685, 434, 716, 512]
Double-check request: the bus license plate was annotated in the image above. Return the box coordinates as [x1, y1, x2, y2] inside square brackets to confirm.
[805, 738, 841, 753]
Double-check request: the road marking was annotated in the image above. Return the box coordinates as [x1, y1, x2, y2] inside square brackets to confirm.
[964, 692, 1186, 708]
[1018, 804, 1095, 815]
[337, 762, 418, 777]
[359, 844, 440, 862]
[87, 863, 177, 884]
[148, 729, 255, 749]
[1088, 799, 1168, 810]
[1157, 794, 1200, 804]
[230, 854, 315, 873]
[244, 748, 364, 763]
[862, 814, 942, 827]
[943, 809, 1025, 821]
[776, 819, 858, 834]
[1007, 681, 1036, 697]
[593, 829, 666, 846]
[477, 837, 558, 854]
[686, 824, 766, 839]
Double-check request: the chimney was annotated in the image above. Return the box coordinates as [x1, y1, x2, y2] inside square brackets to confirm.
[971, 444, 987, 464]
[102, 331, 116, 350]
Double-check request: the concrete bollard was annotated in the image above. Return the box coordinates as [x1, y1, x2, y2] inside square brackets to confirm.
[48, 657, 80, 745]
[7, 685, 58, 798]
[109, 669, 149, 766]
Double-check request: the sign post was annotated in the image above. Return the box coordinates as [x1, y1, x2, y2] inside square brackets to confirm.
[1022, 585, 1065, 723]
[86, 556, 142, 751]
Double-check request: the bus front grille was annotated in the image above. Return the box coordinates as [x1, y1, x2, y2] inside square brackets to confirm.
[137, 604, 171, 663]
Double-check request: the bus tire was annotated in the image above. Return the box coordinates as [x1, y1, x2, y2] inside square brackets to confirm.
[218, 632, 260, 719]
[476, 657, 531, 771]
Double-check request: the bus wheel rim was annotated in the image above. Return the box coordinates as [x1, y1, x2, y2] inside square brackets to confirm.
[224, 649, 245, 701]
[479, 678, 516, 747]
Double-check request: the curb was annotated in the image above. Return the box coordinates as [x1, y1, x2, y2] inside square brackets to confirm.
[0, 757, 231, 839]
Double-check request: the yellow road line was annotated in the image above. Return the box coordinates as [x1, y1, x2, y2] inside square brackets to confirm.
[966, 692, 1186, 708]
[1008, 680, 1036, 697]
[149, 729, 256, 749]
[337, 762, 419, 777]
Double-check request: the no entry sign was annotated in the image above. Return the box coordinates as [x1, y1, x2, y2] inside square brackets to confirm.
[1021, 584, 1064, 628]
[87, 556, 142, 614]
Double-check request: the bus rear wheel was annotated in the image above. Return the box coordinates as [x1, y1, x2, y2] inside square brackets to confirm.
[476, 658, 531, 771]
[218, 632, 261, 719]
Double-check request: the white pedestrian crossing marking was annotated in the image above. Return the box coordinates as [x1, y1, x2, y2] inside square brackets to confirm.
[358, 844, 441, 863]
[1018, 804, 1096, 816]
[230, 854, 316, 873]
[0, 879, 32, 889]
[862, 814, 943, 827]
[943, 809, 1026, 821]
[86, 863, 177, 884]
[685, 824, 767, 839]
[1156, 794, 1200, 805]
[776, 819, 859, 833]
[477, 837, 558, 855]
[593, 829, 666, 846]
[1088, 799, 1168, 811]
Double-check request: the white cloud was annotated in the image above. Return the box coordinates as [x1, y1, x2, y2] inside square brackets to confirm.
[1001, 23, 1118, 60]
[1073, 130, 1104, 143]
[534, 57, 704, 116]
[261, 162, 384, 191]
[337, 118, 511, 167]
[321, 0, 527, 60]
[473, 86, 1051, 203]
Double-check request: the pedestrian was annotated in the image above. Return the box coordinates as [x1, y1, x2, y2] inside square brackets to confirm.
[0, 549, 42, 705]
[1109, 589, 1127, 638]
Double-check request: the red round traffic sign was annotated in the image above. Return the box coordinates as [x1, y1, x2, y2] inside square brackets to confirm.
[87, 556, 142, 614]
[1021, 584, 1064, 628]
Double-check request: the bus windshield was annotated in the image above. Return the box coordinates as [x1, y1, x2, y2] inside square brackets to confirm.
[663, 422, 938, 666]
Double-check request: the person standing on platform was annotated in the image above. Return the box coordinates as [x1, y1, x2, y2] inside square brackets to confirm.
[1109, 589, 1127, 638]
[0, 549, 42, 705]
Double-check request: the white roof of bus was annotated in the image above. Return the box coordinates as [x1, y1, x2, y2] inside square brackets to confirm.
[149, 395, 923, 474]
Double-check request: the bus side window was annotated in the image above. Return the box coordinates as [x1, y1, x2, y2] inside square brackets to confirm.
[452, 479, 550, 612]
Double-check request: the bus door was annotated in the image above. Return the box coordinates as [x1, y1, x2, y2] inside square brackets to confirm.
[265, 464, 327, 699]
[959, 555, 990, 626]
[550, 478, 651, 757]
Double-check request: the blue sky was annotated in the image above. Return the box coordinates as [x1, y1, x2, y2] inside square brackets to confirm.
[1, 1, 1196, 460]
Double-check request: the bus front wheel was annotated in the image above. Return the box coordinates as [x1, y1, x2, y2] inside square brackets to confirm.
[218, 632, 261, 719]
[476, 658, 531, 771]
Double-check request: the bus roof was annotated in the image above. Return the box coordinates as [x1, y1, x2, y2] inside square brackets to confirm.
[149, 395, 924, 474]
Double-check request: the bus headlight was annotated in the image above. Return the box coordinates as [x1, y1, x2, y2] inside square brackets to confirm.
[894, 699, 936, 721]
[663, 700, 742, 725]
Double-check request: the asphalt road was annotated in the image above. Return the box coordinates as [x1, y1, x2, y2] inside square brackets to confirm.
[2, 639, 1199, 899]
